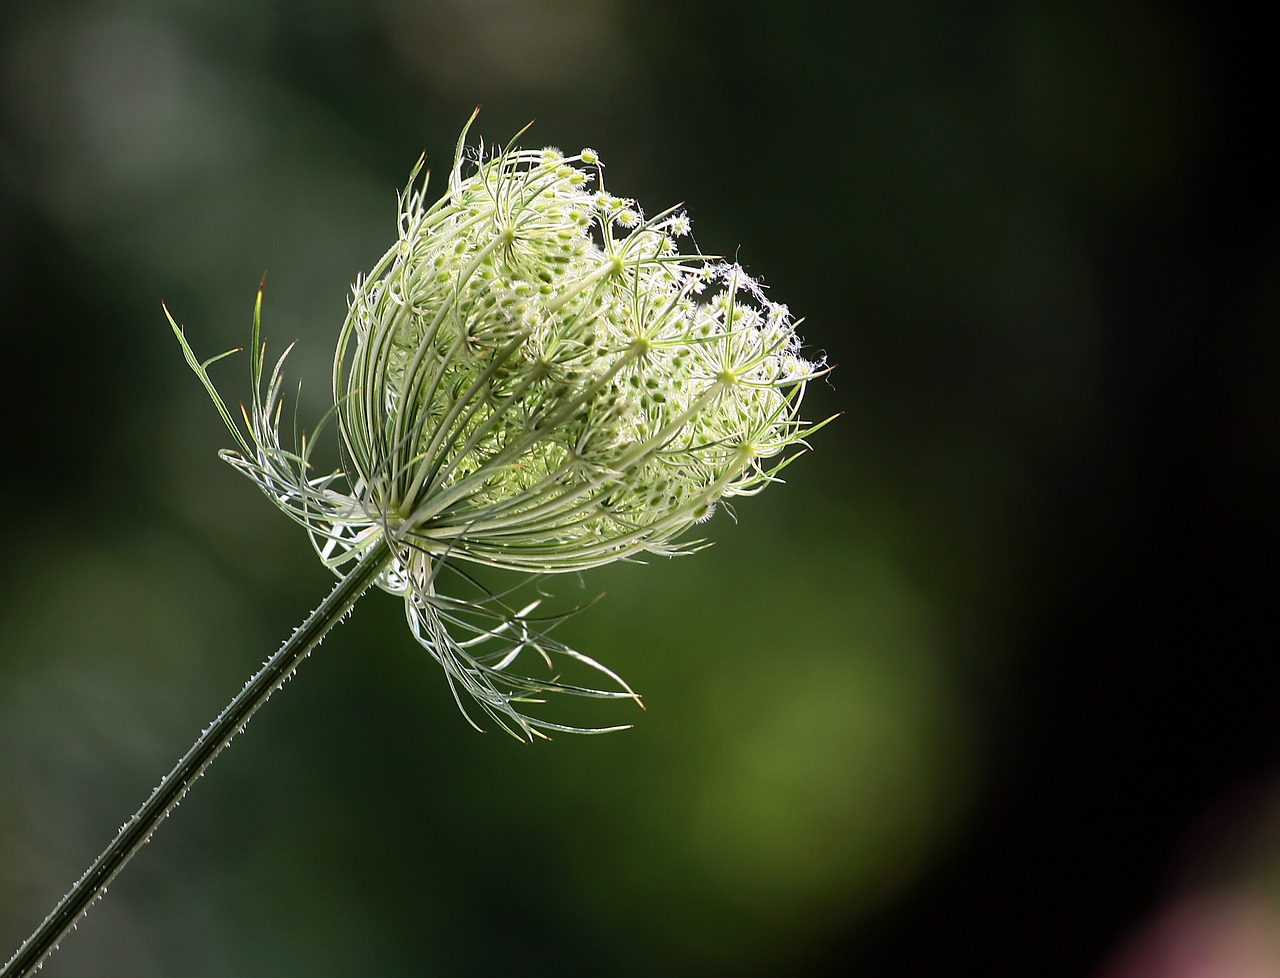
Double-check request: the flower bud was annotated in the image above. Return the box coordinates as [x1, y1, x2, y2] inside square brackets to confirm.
[174, 114, 828, 737]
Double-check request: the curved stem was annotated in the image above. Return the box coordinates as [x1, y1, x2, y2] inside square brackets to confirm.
[2, 535, 394, 978]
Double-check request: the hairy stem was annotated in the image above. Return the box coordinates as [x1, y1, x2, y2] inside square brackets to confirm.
[2, 535, 394, 978]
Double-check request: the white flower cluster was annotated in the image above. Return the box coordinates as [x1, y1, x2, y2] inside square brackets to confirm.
[336, 126, 821, 571]
[174, 116, 826, 736]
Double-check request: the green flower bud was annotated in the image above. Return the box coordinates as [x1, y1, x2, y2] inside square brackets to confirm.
[172, 113, 827, 737]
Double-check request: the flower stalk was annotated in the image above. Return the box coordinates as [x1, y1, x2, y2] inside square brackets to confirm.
[2, 537, 393, 978]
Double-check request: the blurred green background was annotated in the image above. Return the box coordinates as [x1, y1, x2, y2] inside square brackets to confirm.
[1, 1, 1276, 975]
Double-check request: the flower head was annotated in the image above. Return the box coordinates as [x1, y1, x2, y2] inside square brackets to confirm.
[172, 113, 827, 738]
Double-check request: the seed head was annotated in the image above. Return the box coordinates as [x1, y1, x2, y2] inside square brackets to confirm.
[172, 113, 828, 737]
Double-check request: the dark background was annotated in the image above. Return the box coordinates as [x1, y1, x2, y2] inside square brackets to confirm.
[1, 1, 1276, 975]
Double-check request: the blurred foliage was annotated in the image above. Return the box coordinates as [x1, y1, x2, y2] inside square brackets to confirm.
[0, 0, 1269, 976]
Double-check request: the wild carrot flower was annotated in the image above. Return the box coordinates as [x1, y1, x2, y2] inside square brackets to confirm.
[173, 114, 826, 737]
[4, 115, 828, 976]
